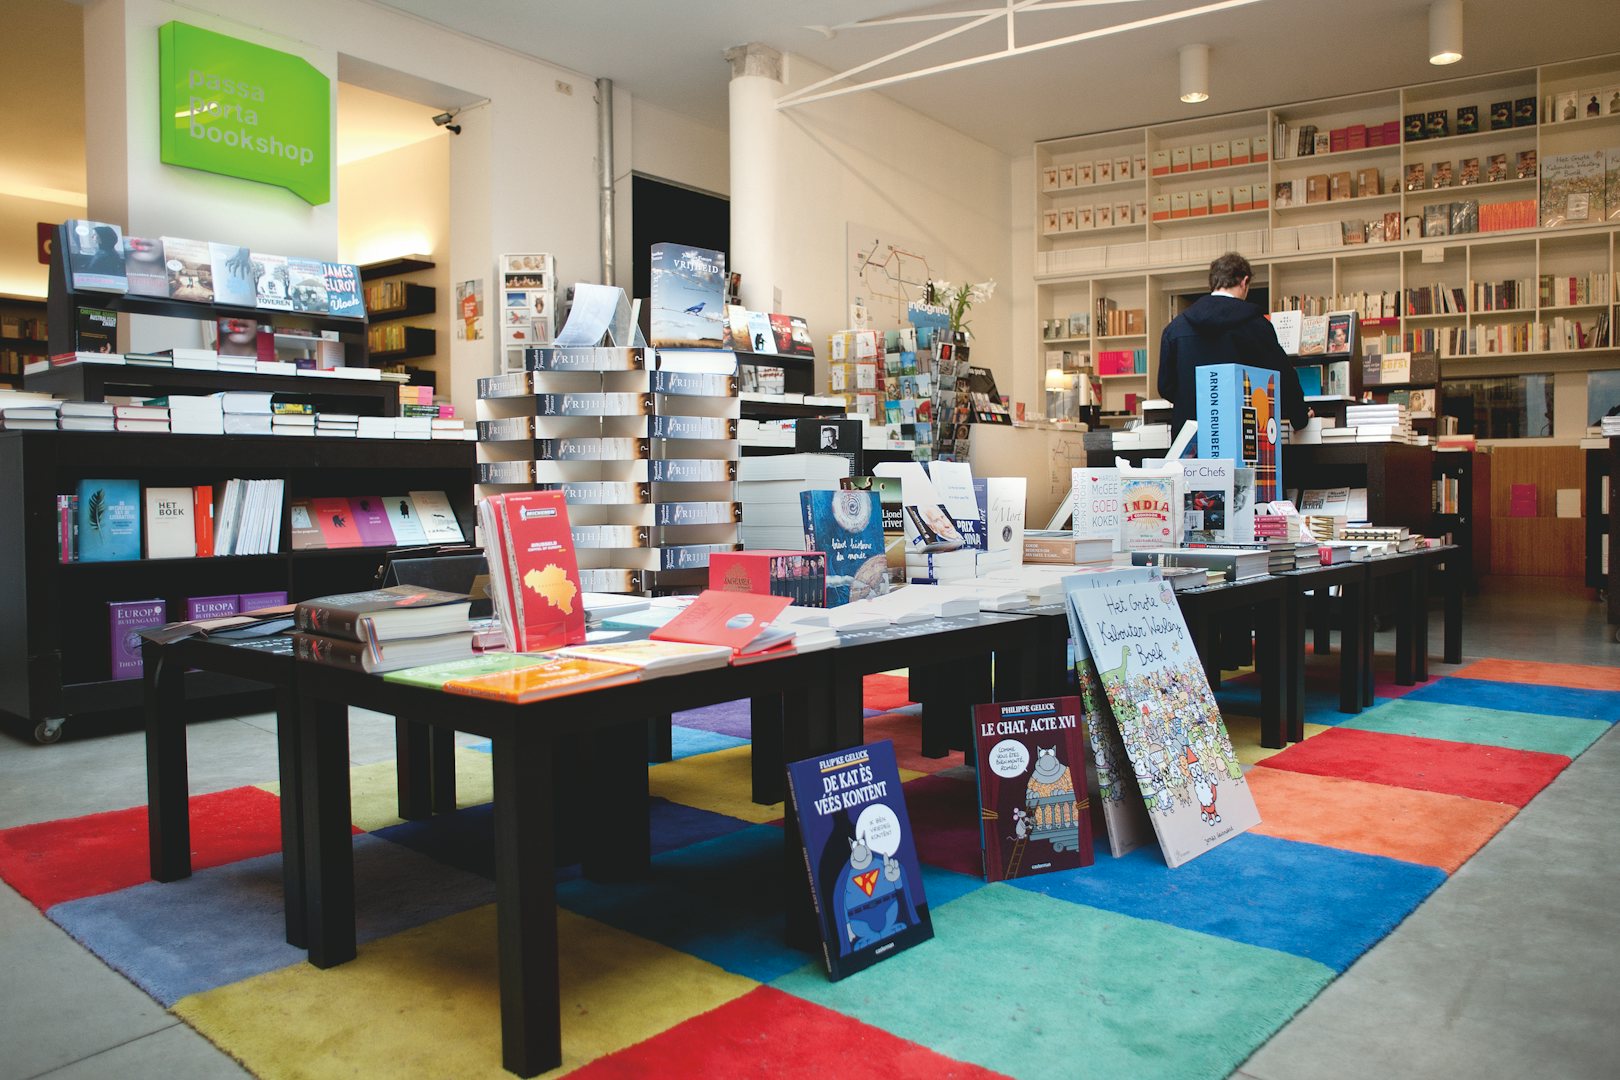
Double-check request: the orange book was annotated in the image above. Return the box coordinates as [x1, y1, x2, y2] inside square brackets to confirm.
[651, 589, 793, 658]
[443, 656, 639, 703]
[193, 484, 214, 557]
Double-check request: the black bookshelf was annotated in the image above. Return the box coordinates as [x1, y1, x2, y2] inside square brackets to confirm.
[366, 283, 437, 324]
[1432, 449, 1475, 587]
[1586, 442, 1612, 593]
[1607, 437, 1620, 634]
[359, 255, 435, 281]
[368, 326, 436, 364]
[25, 362, 399, 416]
[0, 431, 475, 743]
[44, 225, 367, 363]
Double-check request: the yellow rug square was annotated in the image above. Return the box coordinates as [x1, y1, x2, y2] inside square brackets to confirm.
[1223, 713, 1332, 765]
[174, 904, 757, 1079]
[257, 747, 495, 832]
[648, 745, 922, 824]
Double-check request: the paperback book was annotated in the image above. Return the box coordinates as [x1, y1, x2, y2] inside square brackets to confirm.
[1180, 459, 1234, 544]
[649, 243, 726, 349]
[210, 243, 256, 307]
[785, 740, 933, 980]
[122, 236, 168, 296]
[109, 599, 167, 679]
[67, 220, 127, 293]
[323, 262, 365, 318]
[1195, 364, 1285, 503]
[1118, 473, 1178, 552]
[1070, 467, 1122, 549]
[972, 696, 1095, 881]
[161, 237, 213, 302]
[479, 490, 586, 652]
[76, 479, 141, 562]
[1069, 579, 1260, 868]
[253, 253, 294, 311]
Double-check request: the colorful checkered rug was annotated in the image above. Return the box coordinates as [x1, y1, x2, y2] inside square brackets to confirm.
[3, 657, 1617, 1079]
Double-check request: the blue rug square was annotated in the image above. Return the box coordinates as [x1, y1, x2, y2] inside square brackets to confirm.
[1402, 677, 1620, 724]
[373, 796, 753, 882]
[47, 834, 494, 1006]
[556, 823, 984, 983]
[1008, 831, 1444, 971]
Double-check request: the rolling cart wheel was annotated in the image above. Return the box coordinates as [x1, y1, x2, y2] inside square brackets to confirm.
[34, 718, 65, 745]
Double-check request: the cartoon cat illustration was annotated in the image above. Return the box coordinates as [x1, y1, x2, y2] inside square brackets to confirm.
[1024, 745, 1081, 852]
[833, 833, 917, 954]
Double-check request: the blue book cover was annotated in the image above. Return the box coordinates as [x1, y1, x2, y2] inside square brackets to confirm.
[76, 479, 141, 562]
[800, 489, 890, 607]
[648, 243, 726, 349]
[785, 740, 933, 980]
[1194, 363, 1284, 503]
[323, 263, 365, 318]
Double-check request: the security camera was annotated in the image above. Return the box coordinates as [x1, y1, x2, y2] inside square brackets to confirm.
[432, 112, 455, 126]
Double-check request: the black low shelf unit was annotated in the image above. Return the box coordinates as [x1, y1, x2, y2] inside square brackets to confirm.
[1586, 442, 1612, 593]
[369, 326, 436, 364]
[26, 362, 399, 416]
[0, 430, 475, 742]
[366, 284, 436, 324]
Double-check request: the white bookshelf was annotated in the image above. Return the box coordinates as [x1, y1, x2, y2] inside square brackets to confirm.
[1033, 53, 1620, 421]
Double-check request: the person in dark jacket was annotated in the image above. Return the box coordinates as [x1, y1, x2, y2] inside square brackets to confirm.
[1158, 252, 1309, 443]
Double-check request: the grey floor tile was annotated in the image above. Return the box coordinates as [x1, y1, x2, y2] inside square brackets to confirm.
[0, 884, 178, 1080]
[28, 1023, 249, 1080]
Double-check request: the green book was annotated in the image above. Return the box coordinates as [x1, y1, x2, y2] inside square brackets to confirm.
[382, 652, 545, 689]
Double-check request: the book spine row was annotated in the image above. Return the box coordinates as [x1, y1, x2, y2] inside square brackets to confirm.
[1537, 272, 1611, 308]
[1472, 279, 1531, 311]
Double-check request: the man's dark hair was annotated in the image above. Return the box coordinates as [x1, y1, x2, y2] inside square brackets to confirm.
[1208, 252, 1252, 291]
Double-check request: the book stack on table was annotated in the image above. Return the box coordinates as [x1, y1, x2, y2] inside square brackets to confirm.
[291, 585, 476, 674]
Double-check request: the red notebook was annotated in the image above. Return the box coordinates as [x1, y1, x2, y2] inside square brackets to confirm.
[490, 491, 585, 651]
[650, 589, 793, 659]
[310, 496, 364, 548]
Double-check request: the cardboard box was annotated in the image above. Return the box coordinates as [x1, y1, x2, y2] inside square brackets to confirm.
[1329, 171, 1354, 200]
[1189, 189, 1210, 216]
[1231, 136, 1251, 164]
[1096, 204, 1114, 228]
[1252, 133, 1270, 161]
[1042, 209, 1061, 235]
[1151, 149, 1171, 176]
[1209, 186, 1231, 213]
[1356, 166, 1382, 196]
[1211, 140, 1231, 168]
[1113, 155, 1133, 180]
[1171, 146, 1191, 173]
[1191, 143, 1211, 170]
[1251, 183, 1269, 209]
[1095, 159, 1114, 184]
[1058, 206, 1078, 232]
[1058, 164, 1077, 188]
[1170, 191, 1190, 218]
[1076, 162, 1094, 185]
[1042, 166, 1060, 191]
[709, 550, 828, 608]
[1134, 154, 1148, 179]
[1133, 200, 1148, 223]
[1231, 183, 1252, 212]
[1305, 174, 1330, 203]
[1076, 206, 1094, 229]
[1151, 193, 1171, 221]
[1113, 201, 1133, 225]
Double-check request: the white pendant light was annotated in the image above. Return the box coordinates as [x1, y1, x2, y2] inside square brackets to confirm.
[1429, 0, 1463, 65]
[1179, 43, 1210, 103]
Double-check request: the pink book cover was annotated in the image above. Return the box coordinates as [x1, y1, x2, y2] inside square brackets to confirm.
[347, 496, 398, 547]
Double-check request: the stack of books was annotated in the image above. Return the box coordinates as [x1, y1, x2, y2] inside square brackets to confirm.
[1130, 547, 1271, 581]
[736, 453, 849, 551]
[317, 412, 359, 438]
[291, 585, 475, 673]
[271, 402, 315, 437]
[1323, 403, 1416, 444]
[1602, 414, 1620, 438]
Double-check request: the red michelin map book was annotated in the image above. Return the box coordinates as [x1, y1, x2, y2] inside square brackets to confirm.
[487, 491, 586, 652]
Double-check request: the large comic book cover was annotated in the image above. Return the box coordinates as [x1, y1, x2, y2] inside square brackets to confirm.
[972, 696, 1094, 882]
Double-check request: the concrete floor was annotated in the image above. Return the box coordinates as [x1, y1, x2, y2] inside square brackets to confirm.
[0, 578, 1615, 1079]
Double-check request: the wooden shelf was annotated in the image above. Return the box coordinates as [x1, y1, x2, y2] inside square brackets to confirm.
[26, 364, 399, 416]
[1154, 208, 1270, 228]
[1275, 192, 1402, 213]
[1151, 159, 1269, 184]
[1406, 125, 1537, 149]
[358, 256, 436, 281]
[1273, 143, 1401, 166]
[1043, 176, 1143, 198]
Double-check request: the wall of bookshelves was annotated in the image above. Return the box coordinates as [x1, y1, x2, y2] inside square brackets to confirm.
[1033, 54, 1620, 435]
[0, 296, 47, 387]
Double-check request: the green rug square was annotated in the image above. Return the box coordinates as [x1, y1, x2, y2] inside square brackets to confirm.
[1340, 699, 1607, 758]
[773, 886, 1334, 1080]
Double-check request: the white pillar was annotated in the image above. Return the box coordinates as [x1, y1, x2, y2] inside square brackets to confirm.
[725, 44, 781, 313]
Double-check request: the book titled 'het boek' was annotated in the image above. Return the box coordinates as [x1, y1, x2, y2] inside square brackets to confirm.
[785, 740, 932, 980]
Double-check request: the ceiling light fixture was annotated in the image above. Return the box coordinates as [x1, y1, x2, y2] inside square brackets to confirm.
[1179, 43, 1209, 103]
[1429, 0, 1463, 65]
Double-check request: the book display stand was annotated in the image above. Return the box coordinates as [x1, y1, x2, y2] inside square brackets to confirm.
[476, 284, 741, 594]
[498, 253, 557, 374]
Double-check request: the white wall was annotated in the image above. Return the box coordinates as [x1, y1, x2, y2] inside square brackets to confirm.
[756, 55, 1015, 391]
[80, 0, 607, 406]
[0, 194, 84, 299]
[337, 135, 450, 392]
[631, 99, 730, 197]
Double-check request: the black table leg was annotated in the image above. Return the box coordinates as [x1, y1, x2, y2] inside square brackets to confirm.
[1256, 595, 1286, 749]
[274, 683, 307, 949]
[1413, 558, 1432, 682]
[430, 726, 456, 813]
[145, 648, 192, 883]
[302, 696, 356, 969]
[1443, 555, 1463, 664]
[750, 694, 785, 806]
[582, 719, 650, 882]
[1339, 575, 1365, 716]
[1312, 590, 1332, 656]
[1285, 588, 1307, 742]
[1361, 581, 1377, 707]
[782, 675, 830, 952]
[395, 717, 433, 821]
[831, 666, 867, 751]
[646, 713, 673, 763]
[492, 728, 561, 1078]
[1394, 570, 1415, 686]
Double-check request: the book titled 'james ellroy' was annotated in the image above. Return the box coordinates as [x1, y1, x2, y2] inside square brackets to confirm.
[110, 599, 168, 679]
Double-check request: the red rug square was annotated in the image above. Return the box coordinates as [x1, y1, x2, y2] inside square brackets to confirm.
[900, 773, 985, 877]
[865, 711, 961, 775]
[569, 985, 1009, 1079]
[0, 786, 294, 911]
[1254, 727, 1570, 807]
[863, 673, 916, 712]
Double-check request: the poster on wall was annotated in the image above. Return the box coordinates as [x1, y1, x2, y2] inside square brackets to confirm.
[847, 223, 939, 331]
[455, 280, 484, 341]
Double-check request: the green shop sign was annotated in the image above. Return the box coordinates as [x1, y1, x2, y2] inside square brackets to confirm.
[158, 21, 331, 205]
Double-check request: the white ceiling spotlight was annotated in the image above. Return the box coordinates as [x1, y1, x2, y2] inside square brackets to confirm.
[1179, 43, 1210, 103]
[1429, 0, 1463, 65]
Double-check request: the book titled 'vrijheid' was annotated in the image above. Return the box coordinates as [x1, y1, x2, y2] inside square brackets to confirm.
[109, 599, 168, 679]
[785, 740, 933, 981]
[648, 243, 727, 349]
[972, 696, 1095, 882]
[1195, 363, 1285, 504]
